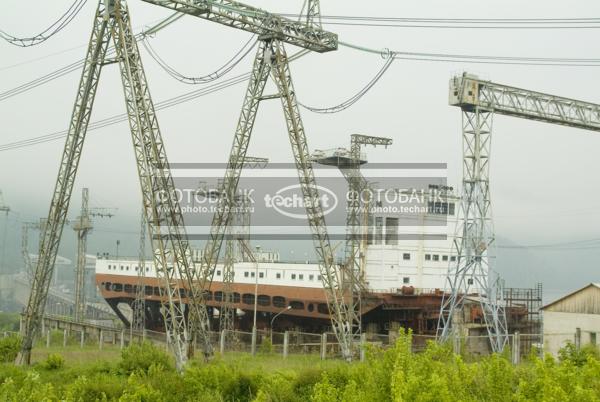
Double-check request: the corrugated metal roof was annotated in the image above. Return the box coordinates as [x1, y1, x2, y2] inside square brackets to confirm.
[542, 283, 600, 314]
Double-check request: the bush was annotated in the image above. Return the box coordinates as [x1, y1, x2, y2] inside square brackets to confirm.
[0, 335, 21, 363]
[41, 353, 65, 370]
[259, 337, 273, 355]
[119, 341, 173, 374]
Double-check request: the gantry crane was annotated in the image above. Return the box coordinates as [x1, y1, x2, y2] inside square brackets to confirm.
[438, 72, 600, 352]
[72, 188, 114, 322]
[312, 134, 392, 338]
[17, 1, 208, 371]
[131, 207, 147, 338]
[142, 0, 355, 359]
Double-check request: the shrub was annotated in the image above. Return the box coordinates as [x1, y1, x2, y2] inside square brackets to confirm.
[259, 337, 273, 355]
[0, 335, 21, 363]
[119, 341, 173, 374]
[41, 353, 65, 370]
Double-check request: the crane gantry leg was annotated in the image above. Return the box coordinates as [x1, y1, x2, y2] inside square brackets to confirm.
[18, 0, 207, 371]
[194, 38, 355, 360]
[437, 108, 508, 353]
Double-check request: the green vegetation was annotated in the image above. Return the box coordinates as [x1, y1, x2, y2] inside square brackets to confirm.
[0, 331, 599, 401]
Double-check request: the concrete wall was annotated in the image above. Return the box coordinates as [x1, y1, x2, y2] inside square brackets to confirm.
[543, 311, 600, 355]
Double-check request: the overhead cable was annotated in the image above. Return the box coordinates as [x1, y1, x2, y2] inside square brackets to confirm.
[142, 34, 257, 84]
[0, 0, 88, 47]
[299, 55, 394, 113]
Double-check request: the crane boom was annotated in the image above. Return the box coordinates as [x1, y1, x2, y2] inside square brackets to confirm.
[141, 0, 337, 52]
[450, 73, 600, 132]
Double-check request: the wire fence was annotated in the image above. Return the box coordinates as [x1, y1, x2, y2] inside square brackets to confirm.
[24, 316, 594, 365]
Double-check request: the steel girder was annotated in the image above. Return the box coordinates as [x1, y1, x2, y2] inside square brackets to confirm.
[141, 0, 337, 53]
[437, 108, 509, 353]
[451, 73, 600, 132]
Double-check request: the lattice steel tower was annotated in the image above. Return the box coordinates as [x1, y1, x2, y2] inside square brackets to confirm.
[143, 0, 355, 359]
[17, 1, 208, 371]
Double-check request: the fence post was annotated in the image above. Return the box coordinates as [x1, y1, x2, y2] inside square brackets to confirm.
[120, 330, 125, 349]
[575, 328, 582, 350]
[512, 332, 520, 365]
[320, 333, 327, 360]
[80, 331, 85, 348]
[46, 329, 51, 348]
[99, 329, 103, 350]
[219, 330, 226, 355]
[63, 329, 67, 348]
[283, 331, 289, 359]
[360, 333, 367, 362]
[41, 317, 45, 335]
[19, 316, 24, 335]
[453, 334, 460, 355]
[251, 326, 257, 356]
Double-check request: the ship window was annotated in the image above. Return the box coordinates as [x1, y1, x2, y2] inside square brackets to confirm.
[242, 293, 255, 305]
[425, 254, 431, 261]
[146, 267, 149, 272]
[216, 270, 221, 276]
[308, 303, 314, 312]
[467, 278, 474, 285]
[273, 296, 286, 307]
[291, 274, 296, 280]
[244, 272, 249, 278]
[299, 274, 304, 280]
[134, 266, 138, 271]
[108, 265, 111, 270]
[276, 273, 281, 279]
[251, 272, 255, 278]
[403, 253, 410, 261]
[259, 272, 264, 279]
[257, 295, 270, 306]
[317, 275, 322, 281]
[120, 266, 123, 270]
[126, 266, 129, 271]
[309, 274, 314, 281]
[214, 291, 223, 302]
[433, 255, 439, 261]
[403, 277, 410, 284]
[289, 301, 304, 310]
[442, 255, 448, 261]
[385, 218, 399, 245]
[450, 256, 456, 262]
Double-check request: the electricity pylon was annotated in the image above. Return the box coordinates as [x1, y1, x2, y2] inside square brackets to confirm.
[17, 1, 207, 371]
[72, 188, 114, 322]
[143, 0, 353, 360]
[131, 207, 146, 339]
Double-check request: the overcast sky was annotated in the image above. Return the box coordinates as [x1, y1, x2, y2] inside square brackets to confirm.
[1, 0, 600, 302]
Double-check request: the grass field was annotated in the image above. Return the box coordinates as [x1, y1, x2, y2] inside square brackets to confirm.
[1, 329, 600, 401]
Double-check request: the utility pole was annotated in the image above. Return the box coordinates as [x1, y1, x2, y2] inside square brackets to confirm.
[72, 188, 114, 322]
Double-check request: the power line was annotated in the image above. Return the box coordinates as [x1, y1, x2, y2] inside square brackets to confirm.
[0, 0, 89, 47]
[142, 34, 257, 84]
[299, 54, 394, 113]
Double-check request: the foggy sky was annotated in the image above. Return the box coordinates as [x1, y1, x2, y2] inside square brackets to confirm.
[2, 0, 600, 303]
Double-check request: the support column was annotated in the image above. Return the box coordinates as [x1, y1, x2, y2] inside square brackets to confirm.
[320, 333, 327, 360]
[120, 330, 125, 349]
[80, 331, 85, 348]
[251, 326, 257, 356]
[575, 327, 582, 350]
[63, 329, 68, 347]
[512, 332, 520, 365]
[360, 333, 366, 362]
[99, 329, 103, 350]
[46, 329, 51, 348]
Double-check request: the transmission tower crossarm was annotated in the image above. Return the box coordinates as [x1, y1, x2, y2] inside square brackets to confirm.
[450, 73, 600, 132]
[141, 0, 338, 52]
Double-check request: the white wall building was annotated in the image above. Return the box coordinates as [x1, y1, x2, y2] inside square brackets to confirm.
[542, 283, 600, 356]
